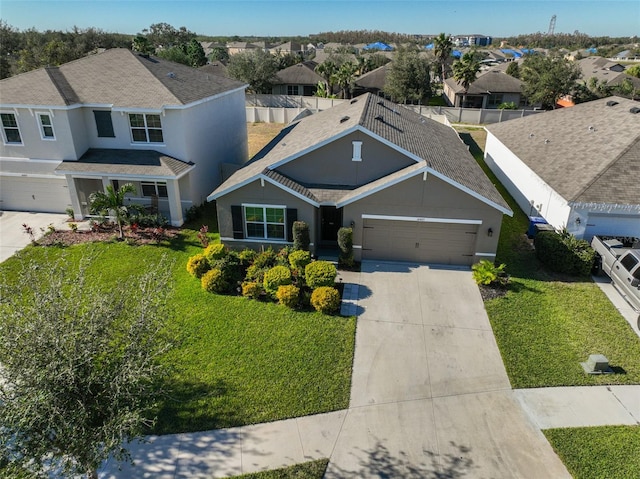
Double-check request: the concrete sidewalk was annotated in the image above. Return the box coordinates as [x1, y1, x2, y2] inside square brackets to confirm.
[0, 211, 70, 262]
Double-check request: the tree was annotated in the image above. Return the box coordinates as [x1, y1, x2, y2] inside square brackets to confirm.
[315, 60, 339, 96]
[334, 61, 358, 99]
[227, 49, 279, 93]
[0, 254, 175, 479]
[157, 44, 190, 65]
[144, 22, 194, 49]
[187, 38, 207, 67]
[88, 183, 138, 239]
[626, 64, 640, 79]
[433, 32, 453, 81]
[505, 61, 520, 79]
[520, 53, 582, 109]
[131, 34, 155, 55]
[209, 46, 229, 63]
[384, 47, 431, 103]
[452, 51, 481, 106]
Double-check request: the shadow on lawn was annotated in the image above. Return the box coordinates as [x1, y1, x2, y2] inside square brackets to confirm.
[152, 377, 241, 435]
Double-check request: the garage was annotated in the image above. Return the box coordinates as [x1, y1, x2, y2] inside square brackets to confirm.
[584, 213, 640, 240]
[0, 176, 71, 213]
[361, 216, 479, 265]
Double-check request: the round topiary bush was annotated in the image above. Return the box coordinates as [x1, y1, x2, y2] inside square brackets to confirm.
[201, 268, 228, 294]
[204, 243, 227, 262]
[242, 281, 263, 299]
[276, 284, 300, 309]
[305, 261, 337, 289]
[289, 249, 312, 271]
[310, 286, 341, 314]
[263, 265, 292, 295]
[186, 253, 210, 278]
[238, 248, 257, 265]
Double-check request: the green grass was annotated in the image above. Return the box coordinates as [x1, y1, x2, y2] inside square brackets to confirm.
[459, 132, 640, 389]
[0, 225, 356, 435]
[233, 459, 328, 479]
[544, 426, 640, 479]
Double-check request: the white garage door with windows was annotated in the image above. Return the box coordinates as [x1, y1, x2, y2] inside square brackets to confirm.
[361, 215, 480, 265]
[0, 176, 70, 213]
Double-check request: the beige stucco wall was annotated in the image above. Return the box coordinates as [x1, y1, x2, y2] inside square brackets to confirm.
[276, 131, 415, 187]
[343, 172, 504, 261]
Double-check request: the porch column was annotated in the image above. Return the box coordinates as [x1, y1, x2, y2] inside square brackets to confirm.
[101, 176, 110, 191]
[165, 179, 184, 227]
[65, 174, 83, 220]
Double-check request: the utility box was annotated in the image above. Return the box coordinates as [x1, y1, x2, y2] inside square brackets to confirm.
[581, 354, 614, 375]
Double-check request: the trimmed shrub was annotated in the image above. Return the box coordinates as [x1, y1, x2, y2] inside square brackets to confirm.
[305, 261, 337, 289]
[263, 265, 292, 295]
[276, 284, 300, 308]
[310, 287, 341, 314]
[275, 246, 293, 266]
[245, 264, 270, 283]
[242, 281, 263, 299]
[211, 253, 244, 290]
[186, 254, 210, 278]
[289, 249, 312, 271]
[204, 243, 227, 262]
[337, 227, 354, 268]
[472, 260, 509, 286]
[534, 229, 595, 277]
[253, 248, 277, 269]
[292, 221, 310, 251]
[201, 268, 228, 294]
[238, 248, 258, 265]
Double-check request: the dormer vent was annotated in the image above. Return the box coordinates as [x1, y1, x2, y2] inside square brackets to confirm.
[606, 100, 618, 107]
[352, 141, 363, 162]
[350, 98, 358, 104]
[630, 107, 640, 114]
[375, 115, 384, 122]
[340, 116, 350, 123]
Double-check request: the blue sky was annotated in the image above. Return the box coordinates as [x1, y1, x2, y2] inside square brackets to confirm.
[2, 0, 638, 38]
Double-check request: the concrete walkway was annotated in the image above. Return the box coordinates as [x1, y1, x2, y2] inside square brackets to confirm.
[96, 261, 638, 477]
[0, 211, 70, 262]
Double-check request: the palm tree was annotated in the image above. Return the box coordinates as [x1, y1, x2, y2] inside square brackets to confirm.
[334, 62, 358, 99]
[452, 51, 480, 107]
[433, 33, 453, 81]
[89, 183, 137, 239]
[315, 61, 338, 96]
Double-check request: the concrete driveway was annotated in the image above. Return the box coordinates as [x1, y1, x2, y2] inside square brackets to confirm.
[0, 210, 69, 263]
[326, 261, 570, 478]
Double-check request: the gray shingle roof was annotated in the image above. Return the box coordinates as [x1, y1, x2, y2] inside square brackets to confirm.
[211, 93, 511, 212]
[273, 62, 323, 85]
[445, 69, 523, 95]
[55, 149, 194, 178]
[486, 96, 640, 205]
[1, 49, 246, 109]
[355, 63, 390, 90]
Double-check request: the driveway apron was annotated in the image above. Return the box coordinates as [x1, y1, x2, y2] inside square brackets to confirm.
[325, 261, 571, 478]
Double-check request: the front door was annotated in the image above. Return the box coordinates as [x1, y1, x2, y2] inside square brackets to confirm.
[320, 206, 343, 245]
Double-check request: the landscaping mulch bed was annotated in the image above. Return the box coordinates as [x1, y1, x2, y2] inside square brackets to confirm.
[37, 224, 179, 247]
[478, 283, 509, 301]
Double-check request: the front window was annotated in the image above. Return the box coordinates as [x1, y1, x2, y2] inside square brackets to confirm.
[37, 113, 55, 139]
[245, 205, 285, 240]
[141, 181, 168, 198]
[1, 113, 22, 144]
[129, 113, 164, 143]
[287, 85, 299, 96]
[487, 94, 504, 108]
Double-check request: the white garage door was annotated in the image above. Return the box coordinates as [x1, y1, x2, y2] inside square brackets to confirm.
[0, 176, 71, 213]
[362, 217, 479, 265]
[584, 213, 640, 240]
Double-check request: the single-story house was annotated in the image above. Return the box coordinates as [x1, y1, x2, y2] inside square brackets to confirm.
[577, 57, 640, 91]
[353, 63, 391, 97]
[484, 96, 640, 240]
[443, 69, 526, 108]
[209, 93, 512, 265]
[271, 62, 323, 96]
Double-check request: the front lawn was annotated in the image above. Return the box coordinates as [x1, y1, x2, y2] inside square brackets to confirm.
[0, 232, 356, 434]
[544, 426, 640, 479]
[458, 131, 640, 389]
[234, 459, 328, 479]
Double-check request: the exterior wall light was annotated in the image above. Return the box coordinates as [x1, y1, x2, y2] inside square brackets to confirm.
[487, 228, 493, 237]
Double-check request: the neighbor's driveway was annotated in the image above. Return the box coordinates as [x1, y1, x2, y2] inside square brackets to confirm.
[325, 261, 571, 478]
[0, 211, 69, 263]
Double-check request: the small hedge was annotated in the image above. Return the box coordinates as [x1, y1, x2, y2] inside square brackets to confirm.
[201, 268, 228, 294]
[337, 227, 354, 268]
[311, 287, 341, 314]
[186, 254, 210, 278]
[472, 260, 509, 286]
[534, 230, 595, 277]
[263, 265, 292, 295]
[204, 243, 227, 262]
[276, 284, 300, 308]
[242, 281, 263, 299]
[289, 249, 312, 271]
[292, 221, 310, 251]
[305, 261, 337, 289]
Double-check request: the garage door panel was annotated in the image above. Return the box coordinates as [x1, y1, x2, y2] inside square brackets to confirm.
[584, 214, 640, 240]
[0, 177, 70, 213]
[363, 218, 477, 265]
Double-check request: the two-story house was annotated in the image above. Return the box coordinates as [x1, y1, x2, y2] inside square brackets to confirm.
[0, 49, 248, 226]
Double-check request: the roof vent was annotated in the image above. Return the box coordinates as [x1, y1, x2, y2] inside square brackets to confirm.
[529, 133, 534, 138]
[167, 72, 176, 79]
[375, 115, 384, 122]
[340, 116, 350, 123]
[588, 125, 595, 131]
[630, 107, 640, 114]
[377, 101, 384, 106]
[544, 139, 550, 144]
[350, 98, 358, 104]
[606, 100, 618, 107]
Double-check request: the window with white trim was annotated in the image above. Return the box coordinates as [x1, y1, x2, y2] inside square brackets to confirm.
[244, 205, 286, 240]
[1, 113, 22, 144]
[37, 112, 55, 139]
[129, 113, 164, 143]
[141, 181, 168, 198]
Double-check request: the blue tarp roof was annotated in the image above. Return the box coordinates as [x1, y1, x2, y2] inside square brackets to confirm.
[425, 43, 434, 50]
[587, 47, 597, 53]
[452, 50, 462, 58]
[363, 41, 393, 51]
[520, 48, 536, 55]
[500, 48, 522, 58]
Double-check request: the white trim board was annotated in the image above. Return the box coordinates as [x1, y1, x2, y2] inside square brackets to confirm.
[362, 214, 483, 225]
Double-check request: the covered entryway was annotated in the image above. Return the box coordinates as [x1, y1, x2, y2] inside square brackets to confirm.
[320, 206, 343, 246]
[362, 216, 479, 265]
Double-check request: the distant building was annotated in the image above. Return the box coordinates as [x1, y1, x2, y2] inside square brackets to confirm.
[453, 34, 492, 47]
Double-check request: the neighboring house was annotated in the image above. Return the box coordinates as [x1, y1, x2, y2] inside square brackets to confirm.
[484, 96, 640, 240]
[353, 63, 391, 97]
[611, 50, 635, 61]
[270, 41, 305, 57]
[362, 42, 393, 52]
[0, 49, 248, 226]
[227, 42, 260, 56]
[453, 34, 492, 47]
[271, 61, 323, 96]
[577, 56, 640, 90]
[209, 93, 512, 265]
[199, 62, 230, 79]
[443, 69, 526, 108]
